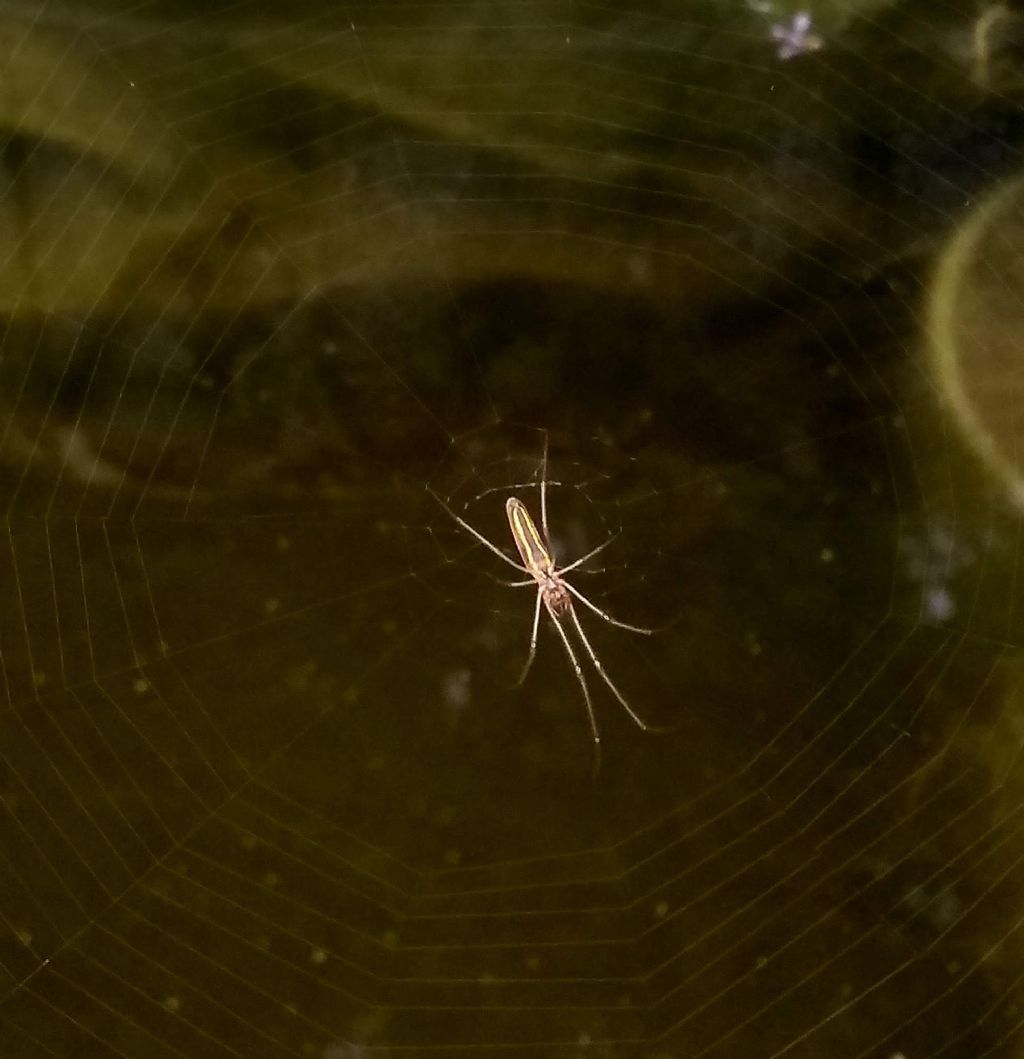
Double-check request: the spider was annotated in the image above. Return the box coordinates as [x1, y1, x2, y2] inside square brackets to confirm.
[432, 441, 657, 761]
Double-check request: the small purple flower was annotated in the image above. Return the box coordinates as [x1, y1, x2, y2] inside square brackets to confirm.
[770, 11, 824, 60]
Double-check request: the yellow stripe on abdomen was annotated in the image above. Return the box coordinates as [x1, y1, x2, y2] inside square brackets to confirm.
[506, 497, 553, 575]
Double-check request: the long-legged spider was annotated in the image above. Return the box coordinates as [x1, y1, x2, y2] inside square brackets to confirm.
[432, 441, 657, 761]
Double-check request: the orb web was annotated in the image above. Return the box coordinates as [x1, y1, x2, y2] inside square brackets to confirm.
[0, 2, 1023, 1057]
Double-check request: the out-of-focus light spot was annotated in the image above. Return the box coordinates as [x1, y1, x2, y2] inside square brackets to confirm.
[899, 517, 980, 624]
[925, 585, 955, 623]
[442, 666, 472, 725]
[770, 11, 824, 60]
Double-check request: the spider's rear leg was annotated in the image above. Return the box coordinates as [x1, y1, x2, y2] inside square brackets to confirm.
[516, 591, 544, 686]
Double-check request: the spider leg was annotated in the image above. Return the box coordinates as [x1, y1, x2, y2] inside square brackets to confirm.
[494, 577, 536, 588]
[517, 590, 543, 685]
[568, 604, 658, 733]
[540, 433, 550, 543]
[556, 535, 617, 576]
[564, 581, 653, 634]
[428, 488, 530, 573]
[545, 599, 602, 776]
[474, 478, 562, 504]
